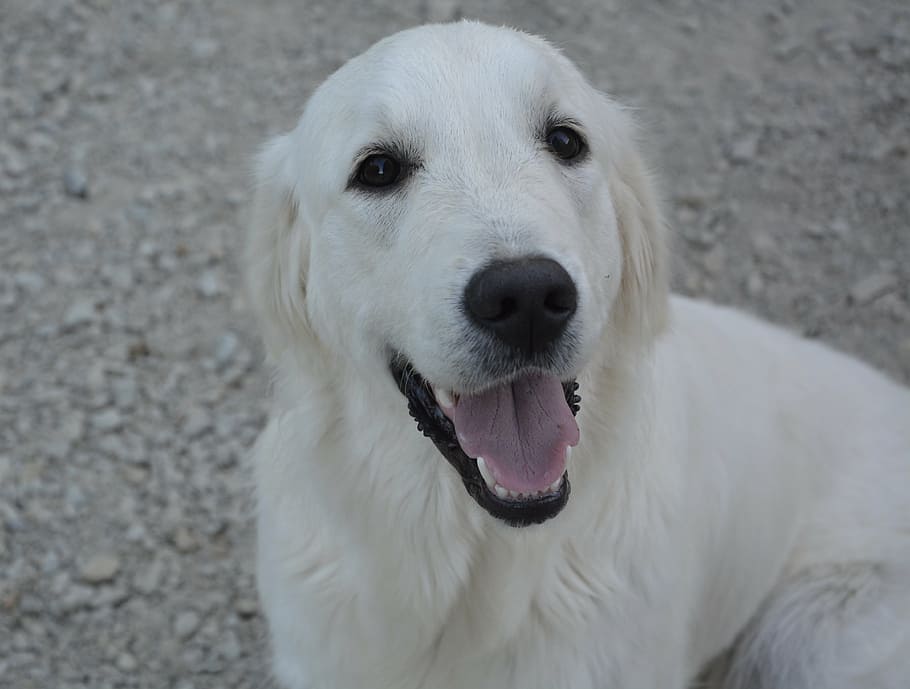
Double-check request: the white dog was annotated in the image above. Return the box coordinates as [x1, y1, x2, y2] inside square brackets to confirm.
[245, 21, 910, 689]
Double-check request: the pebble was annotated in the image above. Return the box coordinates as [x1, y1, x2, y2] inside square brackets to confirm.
[183, 406, 213, 438]
[133, 558, 165, 595]
[105, 265, 135, 290]
[729, 132, 760, 163]
[62, 299, 96, 330]
[92, 408, 123, 432]
[751, 231, 777, 257]
[41, 550, 60, 574]
[14, 271, 46, 292]
[192, 38, 219, 60]
[98, 433, 147, 464]
[829, 217, 851, 238]
[111, 376, 138, 409]
[214, 332, 239, 369]
[702, 245, 727, 276]
[138, 240, 159, 259]
[218, 631, 242, 661]
[234, 597, 258, 618]
[898, 336, 910, 366]
[173, 525, 199, 553]
[116, 652, 138, 672]
[63, 164, 89, 199]
[425, 0, 461, 21]
[196, 271, 220, 298]
[746, 271, 765, 298]
[1, 144, 28, 176]
[79, 553, 121, 584]
[174, 610, 201, 640]
[848, 272, 897, 305]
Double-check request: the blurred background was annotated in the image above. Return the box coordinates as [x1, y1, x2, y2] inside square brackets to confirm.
[0, 0, 907, 687]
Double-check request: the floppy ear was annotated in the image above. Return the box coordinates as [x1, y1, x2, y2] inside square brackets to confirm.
[602, 106, 670, 344]
[245, 134, 312, 360]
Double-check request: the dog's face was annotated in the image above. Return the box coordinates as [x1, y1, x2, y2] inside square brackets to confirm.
[248, 22, 668, 526]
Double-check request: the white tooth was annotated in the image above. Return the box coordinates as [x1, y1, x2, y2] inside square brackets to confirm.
[508, 490, 521, 499]
[434, 387, 455, 409]
[565, 446, 573, 462]
[548, 477, 563, 492]
[476, 457, 496, 489]
[494, 484, 509, 499]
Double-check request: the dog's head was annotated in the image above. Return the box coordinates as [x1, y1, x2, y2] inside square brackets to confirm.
[247, 22, 668, 527]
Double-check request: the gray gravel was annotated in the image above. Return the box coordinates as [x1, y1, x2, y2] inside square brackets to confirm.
[1, 0, 908, 688]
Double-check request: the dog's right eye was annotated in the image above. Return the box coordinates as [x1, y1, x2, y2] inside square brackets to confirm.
[356, 154, 403, 188]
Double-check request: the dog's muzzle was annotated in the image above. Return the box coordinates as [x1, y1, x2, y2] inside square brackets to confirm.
[390, 357, 580, 527]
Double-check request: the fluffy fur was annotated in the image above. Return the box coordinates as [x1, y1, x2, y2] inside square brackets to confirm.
[246, 21, 910, 689]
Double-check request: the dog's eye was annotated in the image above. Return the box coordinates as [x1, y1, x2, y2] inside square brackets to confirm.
[356, 154, 403, 188]
[545, 127, 585, 161]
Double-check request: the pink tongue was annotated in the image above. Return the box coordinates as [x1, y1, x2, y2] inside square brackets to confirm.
[452, 373, 579, 493]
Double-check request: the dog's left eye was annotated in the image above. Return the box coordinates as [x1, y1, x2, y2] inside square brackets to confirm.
[356, 154, 403, 188]
[546, 127, 585, 161]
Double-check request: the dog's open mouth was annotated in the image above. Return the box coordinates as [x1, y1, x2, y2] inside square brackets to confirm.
[390, 357, 581, 526]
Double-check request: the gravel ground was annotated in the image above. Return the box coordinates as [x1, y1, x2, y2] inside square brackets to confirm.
[1, 1, 908, 688]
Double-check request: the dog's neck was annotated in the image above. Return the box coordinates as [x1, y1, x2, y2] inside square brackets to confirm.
[264, 339, 661, 626]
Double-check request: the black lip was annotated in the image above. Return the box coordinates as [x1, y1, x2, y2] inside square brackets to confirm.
[390, 357, 580, 527]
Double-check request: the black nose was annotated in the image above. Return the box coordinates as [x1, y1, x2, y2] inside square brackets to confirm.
[463, 257, 578, 356]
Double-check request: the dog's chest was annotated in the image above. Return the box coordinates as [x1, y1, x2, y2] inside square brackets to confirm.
[359, 533, 684, 689]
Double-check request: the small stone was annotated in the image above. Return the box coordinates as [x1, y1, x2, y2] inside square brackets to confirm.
[59, 585, 95, 612]
[98, 433, 147, 464]
[14, 271, 46, 292]
[729, 133, 760, 164]
[133, 558, 165, 595]
[18, 593, 43, 615]
[93, 584, 130, 608]
[138, 240, 159, 259]
[1, 144, 27, 177]
[829, 217, 851, 237]
[192, 38, 219, 60]
[63, 164, 89, 199]
[898, 337, 910, 371]
[680, 15, 700, 33]
[182, 406, 212, 439]
[217, 630, 242, 661]
[804, 223, 827, 239]
[848, 272, 897, 305]
[62, 299, 96, 330]
[173, 526, 199, 553]
[214, 332, 238, 369]
[702, 245, 726, 276]
[79, 553, 120, 584]
[746, 271, 764, 298]
[92, 408, 123, 432]
[127, 339, 151, 360]
[111, 377, 138, 409]
[41, 551, 60, 574]
[425, 0, 461, 21]
[751, 231, 776, 257]
[124, 466, 150, 484]
[196, 271, 220, 298]
[158, 253, 178, 273]
[116, 652, 138, 672]
[56, 411, 85, 446]
[174, 610, 201, 640]
[234, 597, 258, 618]
[105, 265, 134, 290]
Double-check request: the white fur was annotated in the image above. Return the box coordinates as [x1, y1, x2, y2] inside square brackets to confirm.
[246, 22, 910, 689]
